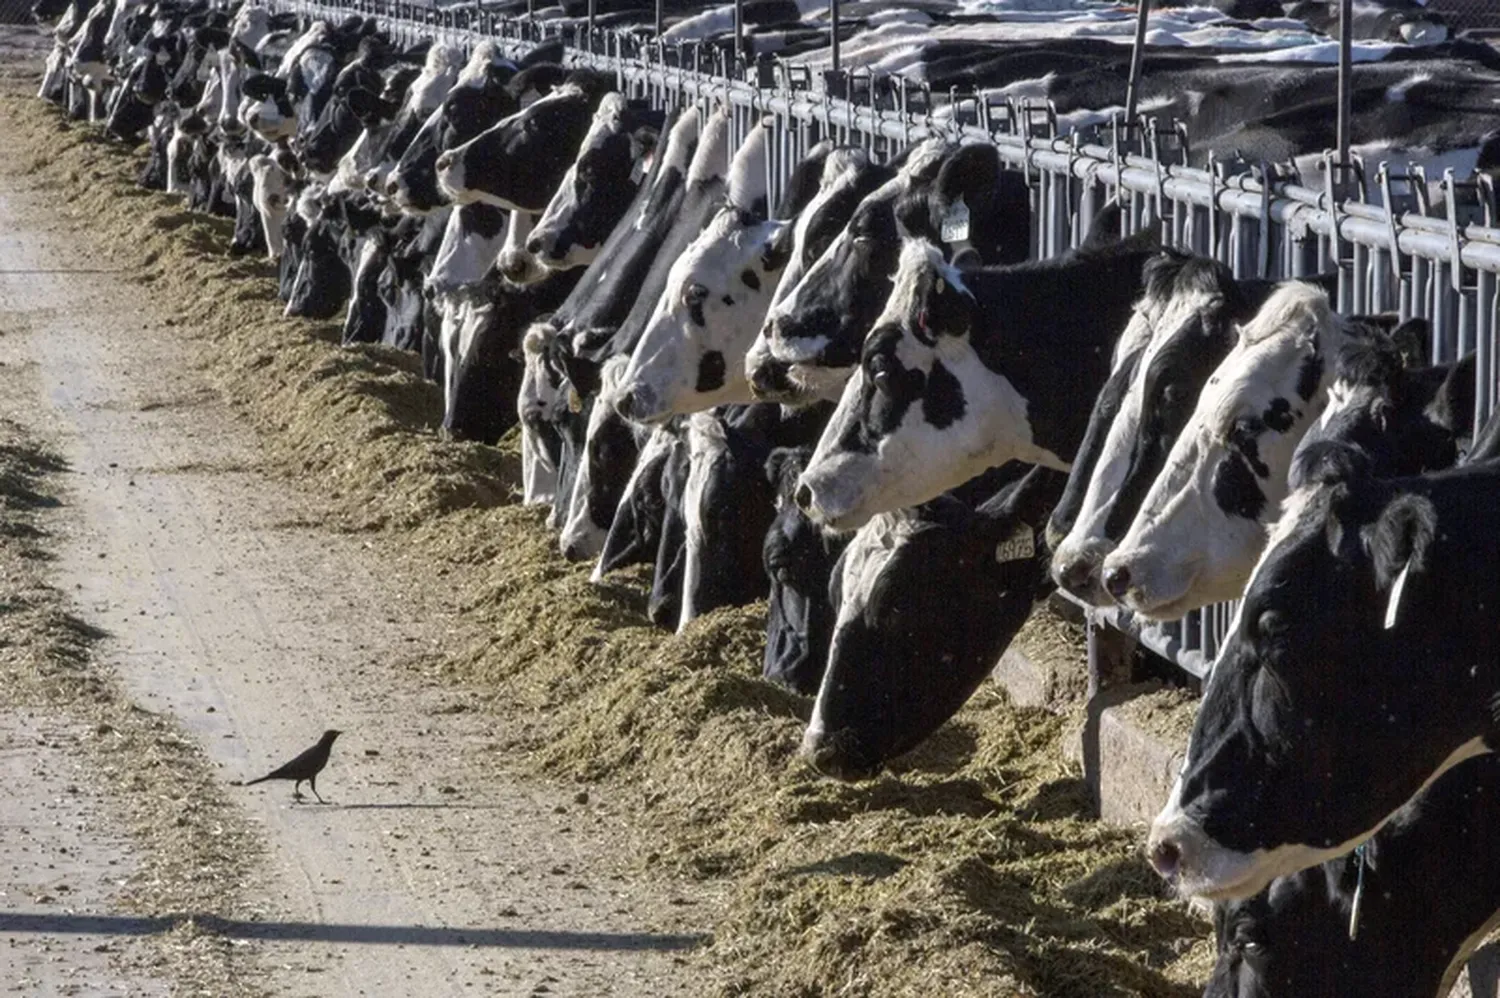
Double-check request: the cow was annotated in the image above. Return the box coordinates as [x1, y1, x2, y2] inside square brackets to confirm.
[614, 124, 790, 423]
[794, 230, 1159, 532]
[1145, 457, 1500, 901]
[1099, 285, 1392, 621]
[594, 421, 681, 582]
[1204, 755, 1500, 998]
[386, 41, 519, 215]
[761, 439, 845, 694]
[558, 356, 644, 560]
[1289, 329, 1474, 491]
[525, 93, 663, 273]
[801, 463, 1062, 781]
[434, 72, 615, 290]
[1049, 253, 1284, 605]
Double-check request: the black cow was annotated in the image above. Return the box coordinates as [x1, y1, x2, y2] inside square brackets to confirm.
[802, 463, 1063, 781]
[1289, 327, 1474, 490]
[1205, 755, 1500, 998]
[1147, 458, 1500, 901]
[761, 440, 847, 695]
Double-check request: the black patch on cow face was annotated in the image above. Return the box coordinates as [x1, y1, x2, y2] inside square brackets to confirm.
[1229, 417, 1271, 478]
[740, 268, 760, 292]
[720, 294, 734, 307]
[687, 290, 707, 329]
[1262, 396, 1295, 433]
[695, 350, 726, 393]
[836, 325, 926, 455]
[1296, 351, 1323, 402]
[1212, 452, 1267, 520]
[922, 359, 965, 429]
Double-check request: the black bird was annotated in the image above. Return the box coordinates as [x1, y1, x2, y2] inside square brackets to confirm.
[242, 729, 342, 803]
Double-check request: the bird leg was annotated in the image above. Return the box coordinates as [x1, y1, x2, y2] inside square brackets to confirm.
[292, 780, 305, 802]
[309, 777, 326, 805]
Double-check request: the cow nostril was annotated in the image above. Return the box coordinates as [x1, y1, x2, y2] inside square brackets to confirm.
[525, 235, 543, 255]
[794, 483, 813, 513]
[1103, 565, 1132, 601]
[1149, 838, 1181, 880]
[435, 152, 453, 173]
[1060, 557, 1095, 594]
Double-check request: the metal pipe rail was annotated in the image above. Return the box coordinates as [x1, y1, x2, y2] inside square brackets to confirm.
[280, 0, 1500, 686]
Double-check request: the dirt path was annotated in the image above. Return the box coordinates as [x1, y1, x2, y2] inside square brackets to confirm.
[0, 177, 706, 994]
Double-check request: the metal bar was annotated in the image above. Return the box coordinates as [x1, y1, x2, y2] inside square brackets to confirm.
[1123, 0, 1151, 125]
[829, 0, 840, 74]
[1336, 0, 1352, 165]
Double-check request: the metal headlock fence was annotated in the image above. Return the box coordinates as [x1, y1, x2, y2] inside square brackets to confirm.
[283, 0, 1500, 686]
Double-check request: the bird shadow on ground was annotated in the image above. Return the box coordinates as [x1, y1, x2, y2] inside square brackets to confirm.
[0, 912, 710, 951]
[325, 802, 509, 811]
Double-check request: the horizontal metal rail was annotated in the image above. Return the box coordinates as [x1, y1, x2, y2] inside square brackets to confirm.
[279, 0, 1500, 683]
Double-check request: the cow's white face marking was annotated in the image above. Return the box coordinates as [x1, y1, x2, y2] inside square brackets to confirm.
[1103, 283, 1348, 620]
[617, 210, 789, 423]
[427, 206, 507, 296]
[249, 154, 293, 259]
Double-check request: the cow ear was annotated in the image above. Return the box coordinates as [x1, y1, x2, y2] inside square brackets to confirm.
[1389, 318, 1429, 369]
[232, 38, 260, 71]
[194, 26, 229, 50]
[1366, 492, 1436, 627]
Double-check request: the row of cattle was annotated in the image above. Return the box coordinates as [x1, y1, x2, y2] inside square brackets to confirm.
[32, 1, 1500, 994]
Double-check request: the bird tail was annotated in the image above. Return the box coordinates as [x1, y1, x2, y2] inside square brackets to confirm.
[242, 774, 271, 786]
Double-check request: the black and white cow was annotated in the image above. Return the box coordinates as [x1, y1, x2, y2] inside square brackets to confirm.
[525, 93, 663, 273]
[613, 123, 790, 422]
[1146, 457, 1500, 900]
[436, 69, 612, 211]
[1289, 329, 1474, 491]
[794, 230, 1159, 531]
[1049, 253, 1284, 605]
[1205, 755, 1500, 998]
[1100, 285, 1387, 621]
[386, 41, 519, 215]
[801, 463, 1063, 781]
[332, 42, 464, 196]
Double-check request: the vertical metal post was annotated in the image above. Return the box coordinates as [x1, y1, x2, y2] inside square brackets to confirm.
[1122, 0, 1151, 124]
[1336, 0, 1352, 165]
[734, 0, 743, 71]
[654, 0, 663, 36]
[587, 0, 596, 51]
[829, 0, 840, 74]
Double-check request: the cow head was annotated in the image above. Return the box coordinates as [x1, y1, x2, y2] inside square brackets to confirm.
[1146, 472, 1495, 902]
[241, 71, 296, 142]
[526, 94, 660, 272]
[613, 209, 789, 423]
[801, 465, 1061, 781]
[387, 41, 518, 215]
[436, 74, 610, 213]
[1051, 254, 1260, 605]
[795, 240, 1044, 531]
[1100, 283, 1349, 620]
[756, 141, 950, 406]
[745, 146, 893, 404]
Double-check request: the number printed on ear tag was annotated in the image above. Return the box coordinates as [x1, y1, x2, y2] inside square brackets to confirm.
[941, 194, 971, 244]
[1384, 558, 1412, 630]
[995, 523, 1035, 564]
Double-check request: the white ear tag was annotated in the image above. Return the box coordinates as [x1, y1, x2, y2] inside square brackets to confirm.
[995, 523, 1036, 564]
[1384, 559, 1412, 630]
[935, 276, 946, 295]
[630, 154, 649, 184]
[940, 193, 971, 244]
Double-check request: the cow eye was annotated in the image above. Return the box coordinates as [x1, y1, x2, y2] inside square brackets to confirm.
[683, 283, 709, 306]
[868, 355, 893, 393]
[1257, 609, 1288, 639]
